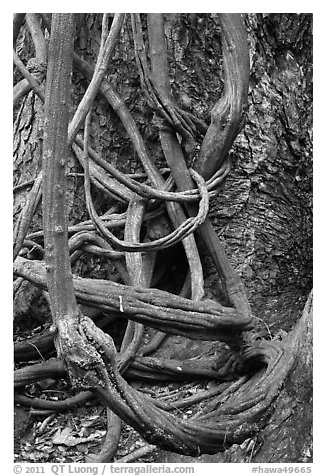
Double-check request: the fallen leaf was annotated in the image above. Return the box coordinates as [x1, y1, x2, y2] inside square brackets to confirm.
[53, 426, 105, 447]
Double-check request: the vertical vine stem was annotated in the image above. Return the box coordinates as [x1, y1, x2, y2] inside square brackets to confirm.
[194, 14, 251, 319]
[195, 14, 250, 180]
[145, 14, 204, 301]
[83, 113, 122, 463]
[147, 13, 251, 319]
[13, 16, 127, 259]
[68, 13, 125, 146]
[26, 14, 47, 64]
[120, 194, 158, 371]
[42, 13, 79, 329]
[41, 16, 111, 420]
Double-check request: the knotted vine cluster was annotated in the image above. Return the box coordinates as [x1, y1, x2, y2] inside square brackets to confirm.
[13, 13, 298, 461]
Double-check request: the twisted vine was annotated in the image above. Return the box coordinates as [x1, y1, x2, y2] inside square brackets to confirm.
[12, 13, 302, 460]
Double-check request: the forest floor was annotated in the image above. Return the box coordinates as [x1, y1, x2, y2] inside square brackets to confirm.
[14, 281, 309, 464]
[14, 331, 222, 463]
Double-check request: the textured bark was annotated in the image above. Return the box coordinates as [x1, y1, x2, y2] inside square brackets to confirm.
[195, 13, 250, 179]
[14, 256, 252, 343]
[13, 89, 44, 317]
[251, 294, 312, 463]
[13, 18, 84, 318]
[157, 292, 312, 463]
[156, 13, 313, 463]
[42, 13, 77, 322]
[208, 13, 312, 326]
[14, 13, 312, 463]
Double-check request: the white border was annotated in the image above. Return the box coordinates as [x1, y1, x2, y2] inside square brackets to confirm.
[4, 5, 323, 474]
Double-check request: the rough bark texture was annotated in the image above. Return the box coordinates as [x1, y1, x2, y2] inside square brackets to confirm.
[157, 13, 313, 462]
[13, 17, 85, 320]
[251, 295, 312, 463]
[14, 13, 312, 463]
[42, 14, 76, 318]
[157, 293, 312, 463]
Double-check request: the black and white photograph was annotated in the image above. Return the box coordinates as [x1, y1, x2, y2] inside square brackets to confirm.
[12, 9, 314, 471]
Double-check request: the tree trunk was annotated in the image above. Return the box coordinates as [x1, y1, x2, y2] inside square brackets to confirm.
[157, 13, 313, 463]
[13, 13, 312, 463]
